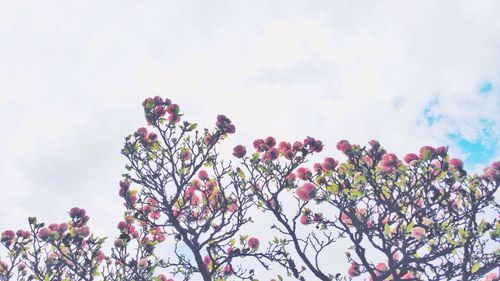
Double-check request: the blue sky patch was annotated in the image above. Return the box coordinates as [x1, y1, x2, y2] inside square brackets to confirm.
[423, 98, 442, 126]
[480, 81, 493, 94]
[447, 119, 498, 168]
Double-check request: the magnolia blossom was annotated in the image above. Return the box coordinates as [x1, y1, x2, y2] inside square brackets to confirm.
[232, 145, 246, 158]
[296, 183, 317, 201]
[486, 272, 499, 281]
[449, 158, 464, 170]
[347, 263, 361, 277]
[248, 237, 259, 251]
[300, 214, 310, 225]
[340, 212, 353, 226]
[403, 153, 419, 164]
[402, 272, 415, 279]
[411, 226, 427, 240]
[376, 262, 388, 272]
[422, 217, 434, 226]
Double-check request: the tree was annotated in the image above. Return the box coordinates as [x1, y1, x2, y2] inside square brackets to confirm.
[1, 97, 499, 281]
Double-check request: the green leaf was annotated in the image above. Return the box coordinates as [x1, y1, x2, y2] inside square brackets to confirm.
[384, 224, 392, 237]
[327, 183, 339, 194]
[471, 262, 480, 273]
[237, 168, 246, 180]
[188, 123, 198, 131]
[406, 222, 415, 234]
[458, 228, 468, 240]
[381, 185, 390, 199]
[478, 220, 486, 234]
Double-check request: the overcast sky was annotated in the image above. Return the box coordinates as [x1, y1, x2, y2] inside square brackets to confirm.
[1, 1, 499, 279]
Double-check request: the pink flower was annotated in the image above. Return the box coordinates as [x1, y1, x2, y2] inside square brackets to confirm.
[322, 157, 338, 171]
[347, 263, 361, 277]
[380, 216, 389, 225]
[265, 136, 276, 148]
[436, 146, 448, 156]
[356, 208, 368, 218]
[203, 255, 211, 265]
[248, 237, 259, 251]
[1, 230, 15, 242]
[336, 140, 351, 153]
[58, 223, 68, 233]
[379, 153, 399, 172]
[369, 139, 380, 148]
[411, 226, 426, 240]
[366, 220, 374, 228]
[153, 96, 164, 105]
[198, 170, 209, 181]
[392, 251, 400, 262]
[419, 145, 436, 159]
[300, 214, 310, 225]
[484, 164, 500, 181]
[486, 272, 499, 281]
[16, 230, 30, 239]
[376, 262, 388, 272]
[422, 217, 434, 226]
[135, 127, 148, 139]
[232, 145, 247, 158]
[449, 158, 464, 170]
[227, 203, 238, 213]
[264, 148, 279, 161]
[117, 221, 128, 232]
[253, 139, 266, 152]
[279, 141, 291, 152]
[296, 167, 312, 180]
[341, 213, 352, 226]
[286, 173, 296, 183]
[296, 183, 317, 201]
[402, 272, 414, 279]
[223, 265, 233, 276]
[403, 153, 419, 164]
[167, 104, 180, 115]
[304, 136, 323, 153]
[292, 141, 304, 151]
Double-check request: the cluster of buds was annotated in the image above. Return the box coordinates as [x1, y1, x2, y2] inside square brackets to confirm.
[142, 197, 161, 220]
[299, 209, 323, 225]
[118, 179, 137, 209]
[378, 153, 402, 173]
[0, 229, 28, 247]
[241, 136, 324, 163]
[216, 114, 236, 134]
[482, 161, 500, 183]
[69, 207, 90, 227]
[134, 127, 158, 147]
[303, 136, 323, 153]
[143, 96, 180, 125]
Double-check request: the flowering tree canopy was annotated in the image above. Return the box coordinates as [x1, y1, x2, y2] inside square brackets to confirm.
[1, 97, 499, 281]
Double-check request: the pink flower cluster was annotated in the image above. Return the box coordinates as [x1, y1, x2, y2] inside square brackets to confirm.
[235, 136, 323, 162]
[1, 229, 29, 247]
[483, 161, 500, 183]
[118, 179, 137, 209]
[216, 115, 235, 134]
[296, 183, 317, 201]
[135, 127, 158, 147]
[142, 96, 180, 124]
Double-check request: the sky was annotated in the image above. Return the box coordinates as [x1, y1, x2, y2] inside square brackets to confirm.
[0, 1, 499, 279]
